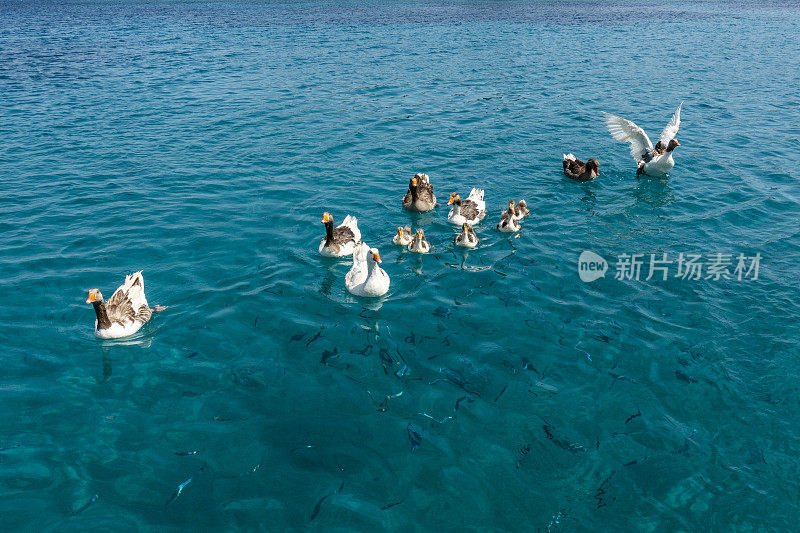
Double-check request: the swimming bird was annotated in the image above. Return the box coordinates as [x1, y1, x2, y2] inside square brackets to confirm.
[454, 223, 479, 248]
[497, 200, 521, 232]
[345, 242, 370, 288]
[393, 226, 412, 246]
[86, 271, 166, 339]
[319, 212, 361, 257]
[603, 103, 682, 177]
[513, 199, 529, 219]
[345, 248, 389, 297]
[562, 154, 599, 181]
[408, 229, 431, 253]
[402, 173, 437, 212]
[447, 189, 486, 225]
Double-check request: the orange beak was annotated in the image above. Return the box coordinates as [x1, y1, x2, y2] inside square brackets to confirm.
[321, 213, 331, 223]
[411, 178, 417, 186]
[674, 140, 680, 146]
[373, 252, 381, 263]
[86, 291, 96, 304]
[447, 195, 455, 206]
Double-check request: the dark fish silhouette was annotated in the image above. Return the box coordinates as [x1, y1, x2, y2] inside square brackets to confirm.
[381, 499, 405, 510]
[625, 408, 642, 424]
[407, 424, 422, 451]
[494, 384, 508, 402]
[306, 331, 322, 347]
[309, 482, 343, 522]
[321, 348, 339, 365]
[71, 494, 98, 516]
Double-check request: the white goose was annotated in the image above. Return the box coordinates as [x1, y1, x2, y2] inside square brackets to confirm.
[345, 242, 370, 288]
[86, 271, 166, 339]
[346, 247, 390, 297]
[603, 103, 682, 177]
[319, 212, 361, 257]
[447, 188, 486, 225]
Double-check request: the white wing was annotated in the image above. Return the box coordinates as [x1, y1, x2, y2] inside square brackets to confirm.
[603, 112, 653, 162]
[658, 102, 682, 147]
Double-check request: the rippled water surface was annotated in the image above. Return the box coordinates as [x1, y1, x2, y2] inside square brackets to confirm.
[2, 0, 800, 530]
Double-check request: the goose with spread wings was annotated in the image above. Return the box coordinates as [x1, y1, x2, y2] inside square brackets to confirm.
[603, 103, 682, 177]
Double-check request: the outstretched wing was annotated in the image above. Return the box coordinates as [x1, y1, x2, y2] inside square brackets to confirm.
[658, 102, 682, 147]
[603, 112, 653, 162]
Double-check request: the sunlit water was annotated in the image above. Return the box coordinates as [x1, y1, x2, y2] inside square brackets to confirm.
[2, 1, 800, 530]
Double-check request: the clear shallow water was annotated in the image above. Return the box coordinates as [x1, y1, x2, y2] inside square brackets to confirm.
[2, 0, 800, 530]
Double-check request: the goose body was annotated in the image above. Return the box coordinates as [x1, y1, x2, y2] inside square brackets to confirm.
[319, 212, 362, 257]
[407, 229, 431, 253]
[393, 226, 413, 246]
[603, 103, 682, 177]
[345, 242, 370, 288]
[447, 189, 486, 225]
[346, 248, 390, 297]
[454, 223, 479, 248]
[513, 199, 529, 219]
[402, 173, 437, 212]
[562, 154, 599, 181]
[497, 201, 521, 232]
[86, 271, 163, 339]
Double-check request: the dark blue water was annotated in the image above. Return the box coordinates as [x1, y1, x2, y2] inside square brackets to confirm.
[2, 1, 800, 530]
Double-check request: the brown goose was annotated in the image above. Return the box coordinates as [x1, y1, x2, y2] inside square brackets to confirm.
[454, 223, 479, 248]
[562, 154, 600, 181]
[402, 173, 437, 212]
[319, 212, 361, 257]
[86, 271, 166, 339]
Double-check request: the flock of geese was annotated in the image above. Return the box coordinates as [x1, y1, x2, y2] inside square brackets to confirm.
[86, 104, 684, 336]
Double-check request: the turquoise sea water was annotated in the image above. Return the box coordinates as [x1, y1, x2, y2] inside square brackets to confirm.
[2, 0, 800, 530]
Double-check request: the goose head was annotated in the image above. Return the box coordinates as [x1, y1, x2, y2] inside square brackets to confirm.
[86, 289, 104, 305]
[666, 139, 680, 152]
[586, 159, 600, 173]
[447, 193, 462, 206]
[367, 248, 382, 267]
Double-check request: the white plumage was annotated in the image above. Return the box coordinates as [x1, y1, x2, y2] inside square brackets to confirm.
[603, 103, 682, 177]
[447, 188, 487, 225]
[345, 247, 389, 297]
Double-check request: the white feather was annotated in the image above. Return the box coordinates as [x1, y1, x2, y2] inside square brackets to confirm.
[603, 112, 653, 162]
[658, 102, 682, 147]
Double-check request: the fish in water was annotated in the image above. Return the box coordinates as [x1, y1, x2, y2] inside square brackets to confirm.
[165, 467, 204, 505]
[625, 408, 642, 424]
[381, 499, 405, 510]
[407, 423, 423, 451]
[306, 330, 322, 347]
[175, 450, 200, 456]
[321, 348, 339, 365]
[290, 333, 304, 342]
[71, 494, 99, 516]
[494, 384, 508, 402]
[309, 482, 344, 522]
